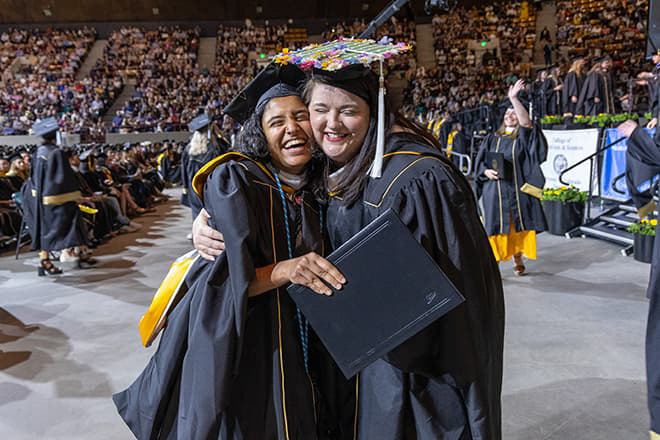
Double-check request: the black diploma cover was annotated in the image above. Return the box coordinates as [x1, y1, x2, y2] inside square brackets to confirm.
[287, 209, 465, 378]
[485, 151, 512, 181]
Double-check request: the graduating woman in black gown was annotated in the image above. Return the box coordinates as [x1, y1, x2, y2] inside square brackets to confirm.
[180, 129, 221, 222]
[475, 79, 548, 275]
[562, 56, 586, 116]
[114, 64, 346, 440]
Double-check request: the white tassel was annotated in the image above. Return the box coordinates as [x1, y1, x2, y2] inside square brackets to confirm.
[370, 59, 386, 179]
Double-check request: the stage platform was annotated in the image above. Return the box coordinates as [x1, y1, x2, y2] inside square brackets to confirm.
[0, 189, 651, 439]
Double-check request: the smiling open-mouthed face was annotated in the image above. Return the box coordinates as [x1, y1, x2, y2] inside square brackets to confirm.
[261, 95, 314, 175]
[308, 83, 371, 166]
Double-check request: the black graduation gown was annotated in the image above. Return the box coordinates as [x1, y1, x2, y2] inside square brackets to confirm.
[0, 176, 21, 237]
[326, 133, 505, 440]
[475, 125, 548, 236]
[180, 143, 221, 220]
[542, 77, 561, 116]
[21, 144, 85, 251]
[113, 155, 319, 440]
[624, 127, 660, 435]
[577, 71, 615, 115]
[533, 80, 547, 118]
[562, 71, 583, 115]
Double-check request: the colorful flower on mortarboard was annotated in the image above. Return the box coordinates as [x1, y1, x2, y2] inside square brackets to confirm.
[383, 52, 393, 58]
[300, 60, 315, 69]
[282, 48, 289, 54]
[378, 36, 393, 45]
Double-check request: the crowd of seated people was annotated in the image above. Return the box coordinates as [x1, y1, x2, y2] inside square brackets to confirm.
[0, 27, 123, 136]
[556, 0, 649, 104]
[0, 141, 180, 254]
[406, 2, 537, 136]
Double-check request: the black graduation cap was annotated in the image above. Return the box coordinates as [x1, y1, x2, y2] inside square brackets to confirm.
[535, 66, 548, 74]
[79, 149, 94, 161]
[593, 56, 609, 64]
[223, 63, 307, 124]
[32, 117, 59, 137]
[188, 114, 210, 132]
[570, 54, 586, 62]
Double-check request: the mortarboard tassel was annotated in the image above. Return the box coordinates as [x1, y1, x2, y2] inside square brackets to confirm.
[370, 59, 386, 179]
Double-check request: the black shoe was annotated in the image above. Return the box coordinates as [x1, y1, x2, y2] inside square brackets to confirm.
[38, 259, 63, 276]
[77, 256, 98, 268]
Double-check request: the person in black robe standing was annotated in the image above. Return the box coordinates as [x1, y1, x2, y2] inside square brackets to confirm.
[562, 55, 586, 115]
[618, 119, 660, 440]
[114, 64, 346, 440]
[21, 118, 93, 276]
[542, 64, 562, 116]
[532, 67, 549, 119]
[476, 79, 548, 275]
[578, 56, 616, 115]
[180, 114, 221, 223]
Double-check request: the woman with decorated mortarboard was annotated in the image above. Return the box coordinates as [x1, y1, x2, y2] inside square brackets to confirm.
[114, 63, 346, 440]
[475, 79, 548, 276]
[195, 38, 505, 440]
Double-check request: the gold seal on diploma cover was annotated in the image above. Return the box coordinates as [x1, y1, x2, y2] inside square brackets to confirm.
[491, 159, 498, 170]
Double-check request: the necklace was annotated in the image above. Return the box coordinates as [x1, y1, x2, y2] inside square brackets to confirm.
[273, 169, 310, 374]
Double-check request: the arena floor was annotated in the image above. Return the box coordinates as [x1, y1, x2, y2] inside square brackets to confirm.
[0, 189, 650, 439]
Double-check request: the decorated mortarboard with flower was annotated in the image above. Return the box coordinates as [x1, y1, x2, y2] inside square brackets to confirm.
[272, 37, 412, 71]
[273, 37, 412, 179]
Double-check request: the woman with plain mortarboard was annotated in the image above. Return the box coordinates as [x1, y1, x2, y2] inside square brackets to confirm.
[475, 80, 548, 275]
[114, 63, 345, 440]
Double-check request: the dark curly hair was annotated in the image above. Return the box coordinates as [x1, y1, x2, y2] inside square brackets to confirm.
[233, 105, 326, 200]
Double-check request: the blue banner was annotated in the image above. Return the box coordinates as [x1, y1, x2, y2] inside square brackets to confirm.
[600, 127, 656, 201]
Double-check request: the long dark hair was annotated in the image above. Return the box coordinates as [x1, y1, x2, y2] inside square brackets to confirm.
[304, 77, 441, 205]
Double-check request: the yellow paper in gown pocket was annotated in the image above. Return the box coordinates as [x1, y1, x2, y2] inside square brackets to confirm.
[139, 250, 199, 347]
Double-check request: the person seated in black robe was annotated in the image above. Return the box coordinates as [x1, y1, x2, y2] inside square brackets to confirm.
[114, 64, 346, 440]
[562, 55, 587, 116]
[157, 142, 181, 185]
[446, 121, 469, 172]
[0, 174, 21, 240]
[0, 155, 9, 176]
[476, 80, 548, 276]
[618, 119, 660, 440]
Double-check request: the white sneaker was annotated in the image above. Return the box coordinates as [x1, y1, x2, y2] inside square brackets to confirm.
[59, 249, 79, 262]
[120, 222, 141, 233]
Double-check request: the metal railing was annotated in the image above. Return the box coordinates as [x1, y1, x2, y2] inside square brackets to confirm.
[559, 132, 627, 221]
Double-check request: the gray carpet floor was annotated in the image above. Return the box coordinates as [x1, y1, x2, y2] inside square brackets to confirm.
[0, 191, 651, 439]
